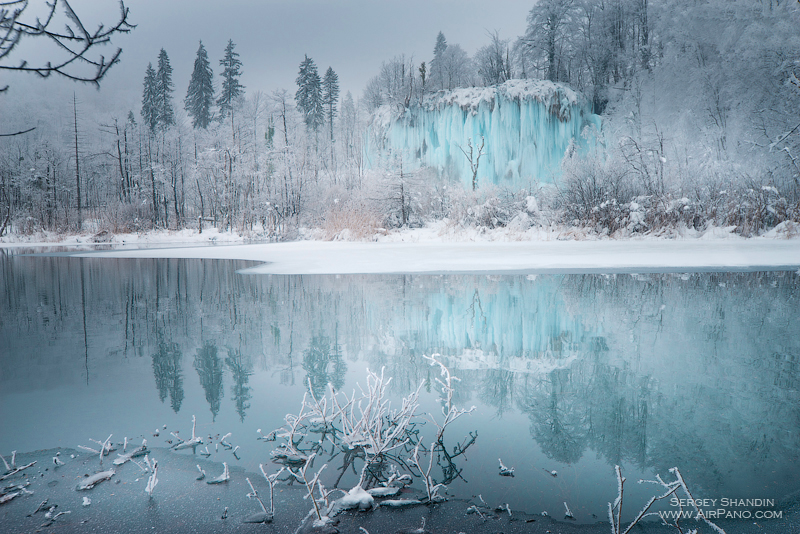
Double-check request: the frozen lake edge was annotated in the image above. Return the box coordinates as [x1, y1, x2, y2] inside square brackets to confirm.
[43, 238, 800, 275]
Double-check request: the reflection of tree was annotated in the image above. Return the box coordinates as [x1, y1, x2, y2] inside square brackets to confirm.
[519, 368, 587, 464]
[480, 368, 515, 417]
[226, 348, 252, 422]
[152, 337, 184, 413]
[194, 341, 223, 421]
[583, 362, 651, 468]
[302, 334, 346, 397]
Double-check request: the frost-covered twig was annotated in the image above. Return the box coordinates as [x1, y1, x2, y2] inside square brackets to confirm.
[669, 467, 726, 534]
[196, 465, 206, 481]
[288, 454, 328, 520]
[498, 458, 515, 477]
[207, 462, 230, 484]
[172, 415, 203, 450]
[113, 439, 147, 466]
[145, 460, 158, 497]
[76, 469, 114, 490]
[0, 460, 36, 481]
[466, 505, 487, 520]
[79, 434, 113, 464]
[0, 451, 11, 472]
[0, 482, 33, 504]
[257, 428, 277, 442]
[564, 501, 574, 519]
[409, 441, 446, 503]
[609, 465, 723, 534]
[305, 377, 333, 434]
[40, 510, 70, 527]
[424, 354, 476, 442]
[259, 464, 286, 518]
[246, 477, 270, 518]
[349, 368, 423, 486]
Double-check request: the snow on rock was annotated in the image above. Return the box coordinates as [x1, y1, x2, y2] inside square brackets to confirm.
[334, 485, 374, 511]
[366, 486, 402, 498]
[378, 499, 424, 508]
[365, 79, 600, 189]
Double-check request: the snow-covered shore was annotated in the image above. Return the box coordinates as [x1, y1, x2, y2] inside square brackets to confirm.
[2, 222, 798, 275]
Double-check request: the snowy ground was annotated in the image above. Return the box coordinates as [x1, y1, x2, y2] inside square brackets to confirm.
[2, 221, 798, 274]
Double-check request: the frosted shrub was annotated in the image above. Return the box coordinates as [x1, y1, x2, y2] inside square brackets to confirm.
[322, 198, 383, 241]
[721, 182, 793, 236]
[446, 187, 531, 230]
[558, 156, 637, 233]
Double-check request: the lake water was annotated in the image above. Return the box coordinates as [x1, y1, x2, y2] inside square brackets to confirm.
[1, 251, 798, 526]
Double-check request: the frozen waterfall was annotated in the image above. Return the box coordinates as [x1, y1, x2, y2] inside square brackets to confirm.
[365, 80, 601, 189]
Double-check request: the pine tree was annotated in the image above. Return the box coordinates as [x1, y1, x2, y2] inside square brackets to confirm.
[430, 31, 448, 91]
[295, 55, 324, 132]
[155, 49, 175, 129]
[141, 62, 158, 132]
[322, 66, 340, 166]
[217, 39, 244, 120]
[185, 41, 214, 129]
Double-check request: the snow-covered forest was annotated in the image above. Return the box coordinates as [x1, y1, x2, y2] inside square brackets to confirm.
[1, 0, 799, 240]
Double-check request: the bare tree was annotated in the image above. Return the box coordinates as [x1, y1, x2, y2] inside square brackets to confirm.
[475, 30, 512, 86]
[1, 0, 134, 136]
[519, 0, 576, 82]
[1, 0, 134, 89]
[459, 136, 485, 191]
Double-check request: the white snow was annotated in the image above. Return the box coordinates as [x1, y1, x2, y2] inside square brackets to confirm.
[2, 222, 798, 275]
[54, 232, 799, 275]
[335, 485, 375, 511]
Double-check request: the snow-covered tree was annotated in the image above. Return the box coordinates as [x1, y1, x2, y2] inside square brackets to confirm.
[520, 0, 577, 82]
[217, 39, 244, 121]
[141, 63, 158, 132]
[295, 55, 324, 132]
[185, 41, 214, 129]
[439, 44, 474, 90]
[429, 31, 448, 91]
[475, 31, 512, 86]
[155, 49, 175, 129]
[322, 66, 340, 166]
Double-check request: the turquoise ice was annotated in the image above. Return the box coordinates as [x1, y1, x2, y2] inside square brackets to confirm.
[365, 80, 601, 189]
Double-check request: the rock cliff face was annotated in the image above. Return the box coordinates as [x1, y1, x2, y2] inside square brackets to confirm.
[366, 80, 601, 188]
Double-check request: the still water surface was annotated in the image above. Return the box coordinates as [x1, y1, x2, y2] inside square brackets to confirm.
[1, 252, 798, 522]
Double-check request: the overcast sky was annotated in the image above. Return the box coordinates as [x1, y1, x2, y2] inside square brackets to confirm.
[4, 0, 534, 114]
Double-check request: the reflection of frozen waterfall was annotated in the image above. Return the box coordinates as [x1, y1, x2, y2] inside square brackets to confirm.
[363, 275, 605, 365]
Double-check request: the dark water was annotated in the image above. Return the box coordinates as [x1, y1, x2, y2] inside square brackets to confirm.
[1, 252, 798, 526]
